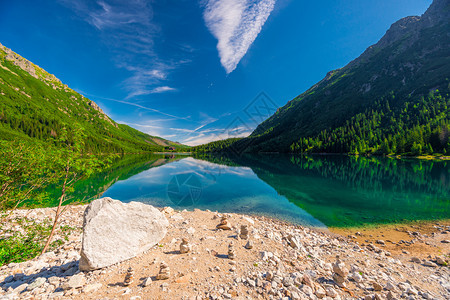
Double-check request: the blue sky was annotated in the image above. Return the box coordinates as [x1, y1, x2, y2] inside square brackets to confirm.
[0, 0, 431, 145]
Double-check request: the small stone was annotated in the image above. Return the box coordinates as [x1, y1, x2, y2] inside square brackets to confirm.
[436, 256, 446, 266]
[385, 282, 396, 291]
[406, 287, 418, 295]
[350, 272, 363, 283]
[373, 282, 383, 291]
[156, 262, 170, 280]
[239, 225, 249, 239]
[124, 267, 134, 286]
[287, 234, 301, 249]
[387, 291, 396, 300]
[143, 277, 152, 287]
[27, 277, 46, 291]
[333, 259, 349, 277]
[315, 286, 326, 298]
[242, 216, 255, 225]
[441, 240, 450, 243]
[217, 217, 232, 230]
[62, 274, 86, 290]
[423, 260, 437, 267]
[325, 287, 338, 298]
[332, 273, 346, 288]
[83, 283, 102, 293]
[411, 257, 421, 263]
[13, 283, 28, 294]
[245, 240, 254, 249]
[162, 207, 175, 215]
[228, 242, 236, 259]
[247, 279, 256, 287]
[376, 240, 385, 245]
[186, 227, 196, 235]
[180, 238, 191, 254]
[48, 276, 61, 286]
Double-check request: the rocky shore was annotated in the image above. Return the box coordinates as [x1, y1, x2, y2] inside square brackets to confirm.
[0, 203, 449, 300]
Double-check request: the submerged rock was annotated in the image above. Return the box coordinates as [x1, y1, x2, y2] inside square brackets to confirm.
[79, 198, 169, 271]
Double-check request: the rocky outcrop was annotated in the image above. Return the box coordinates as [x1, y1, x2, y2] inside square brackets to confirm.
[0, 42, 61, 84]
[355, 0, 449, 64]
[79, 198, 169, 271]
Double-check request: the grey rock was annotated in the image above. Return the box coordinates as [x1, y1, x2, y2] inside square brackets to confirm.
[245, 240, 254, 249]
[423, 260, 437, 267]
[27, 277, 46, 291]
[79, 198, 169, 271]
[13, 283, 28, 294]
[61, 274, 86, 290]
[436, 256, 446, 266]
[82, 283, 102, 293]
[411, 257, 421, 263]
[333, 260, 349, 277]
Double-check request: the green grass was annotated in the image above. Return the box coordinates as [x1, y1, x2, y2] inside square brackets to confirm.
[0, 217, 74, 266]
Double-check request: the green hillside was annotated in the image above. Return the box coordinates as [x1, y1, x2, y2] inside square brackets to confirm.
[201, 0, 450, 155]
[0, 42, 185, 153]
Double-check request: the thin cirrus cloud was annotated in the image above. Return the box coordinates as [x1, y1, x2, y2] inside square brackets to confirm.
[59, 0, 178, 99]
[202, 0, 276, 74]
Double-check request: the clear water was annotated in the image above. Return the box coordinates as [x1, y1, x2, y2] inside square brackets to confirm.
[62, 154, 450, 228]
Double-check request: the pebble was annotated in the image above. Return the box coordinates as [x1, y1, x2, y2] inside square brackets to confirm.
[61, 273, 86, 290]
[27, 277, 46, 291]
[245, 240, 254, 249]
[143, 277, 152, 287]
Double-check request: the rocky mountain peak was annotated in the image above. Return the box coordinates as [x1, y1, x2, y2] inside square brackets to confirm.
[422, 0, 450, 26]
[349, 0, 449, 67]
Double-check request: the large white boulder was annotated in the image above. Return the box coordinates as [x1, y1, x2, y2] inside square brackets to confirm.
[79, 198, 169, 271]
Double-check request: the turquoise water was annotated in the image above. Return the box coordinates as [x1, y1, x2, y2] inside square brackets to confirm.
[84, 154, 450, 228]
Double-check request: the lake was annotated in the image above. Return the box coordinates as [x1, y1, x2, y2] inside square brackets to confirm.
[58, 153, 450, 228]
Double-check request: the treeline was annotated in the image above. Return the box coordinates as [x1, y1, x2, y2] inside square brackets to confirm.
[290, 92, 450, 155]
[191, 138, 242, 153]
[0, 107, 162, 154]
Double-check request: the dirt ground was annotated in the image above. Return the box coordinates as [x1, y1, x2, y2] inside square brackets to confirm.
[330, 219, 450, 258]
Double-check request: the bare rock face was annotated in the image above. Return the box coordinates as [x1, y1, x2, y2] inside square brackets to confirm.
[79, 198, 169, 271]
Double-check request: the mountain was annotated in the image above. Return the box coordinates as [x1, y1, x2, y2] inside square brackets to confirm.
[224, 0, 450, 155]
[0, 43, 185, 153]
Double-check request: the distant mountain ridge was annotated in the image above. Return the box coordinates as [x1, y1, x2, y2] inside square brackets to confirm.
[224, 0, 450, 155]
[0, 43, 184, 153]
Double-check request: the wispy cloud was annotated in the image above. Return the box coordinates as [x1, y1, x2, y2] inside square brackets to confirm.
[59, 0, 184, 98]
[202, 0, 276, 73]
[182, 128, 252, 146]
[126, 85, 176, 99]
[76, 90, 189, 120]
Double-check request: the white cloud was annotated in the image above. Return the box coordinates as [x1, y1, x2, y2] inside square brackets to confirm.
[126, 85, 176, 99]
[182, 127, 252, 146]
[202, 0, 276, 73]
[60, 0, 185, 99]
[151, 86, 176, 93]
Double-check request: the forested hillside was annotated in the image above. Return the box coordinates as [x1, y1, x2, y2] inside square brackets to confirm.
[197, 0, 450, 156]
[0, 43, 184, 153]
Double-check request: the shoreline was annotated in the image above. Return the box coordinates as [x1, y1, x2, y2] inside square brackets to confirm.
[1, 204, 449, 299]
